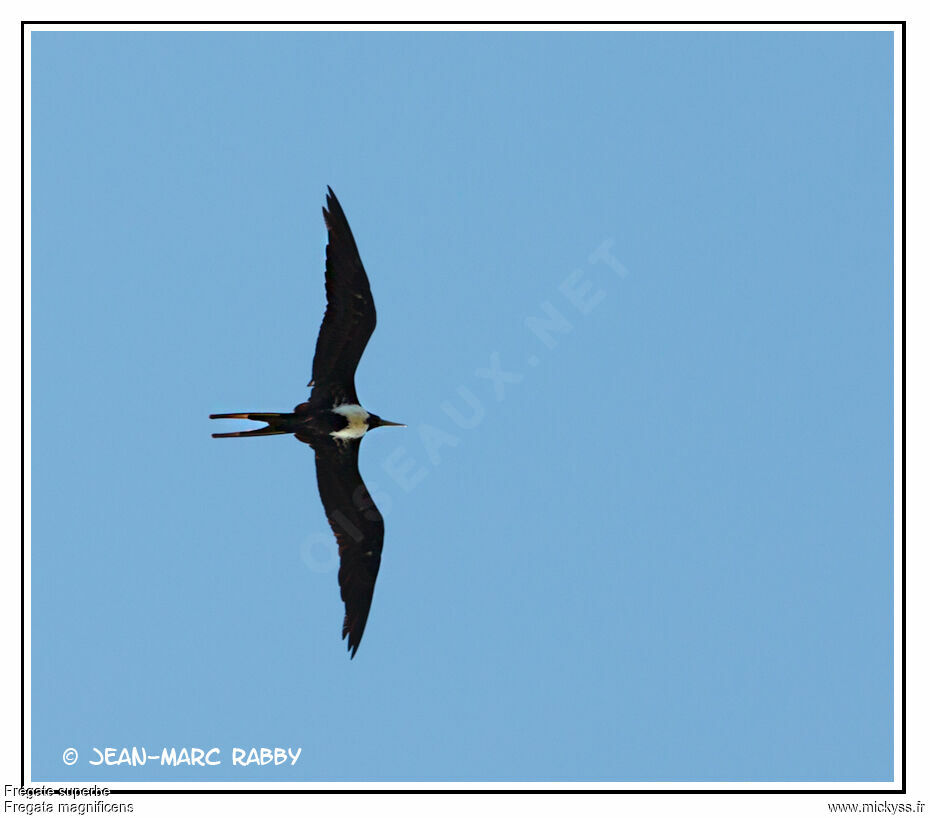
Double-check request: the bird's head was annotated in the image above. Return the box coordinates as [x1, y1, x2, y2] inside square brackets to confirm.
[368, 414, 406, 430]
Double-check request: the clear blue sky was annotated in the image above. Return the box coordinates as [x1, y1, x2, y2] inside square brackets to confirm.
[31, 31, 893, 783]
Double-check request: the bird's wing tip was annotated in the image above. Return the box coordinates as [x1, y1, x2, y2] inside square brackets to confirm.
[343, 619, 361, 658]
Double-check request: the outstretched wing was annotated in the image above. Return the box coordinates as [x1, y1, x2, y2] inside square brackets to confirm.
[311, 436, 384, 657]
[308, 187, 377, 408]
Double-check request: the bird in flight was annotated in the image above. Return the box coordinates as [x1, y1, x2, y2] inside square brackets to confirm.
[210, 187, 404, 658]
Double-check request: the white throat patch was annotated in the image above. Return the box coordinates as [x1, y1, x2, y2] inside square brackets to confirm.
[330, 404, 370, 440]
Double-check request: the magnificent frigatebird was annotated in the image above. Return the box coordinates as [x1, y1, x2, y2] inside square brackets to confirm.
[210, 187, 404, 658]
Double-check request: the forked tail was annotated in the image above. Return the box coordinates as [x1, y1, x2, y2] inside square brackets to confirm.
[209, 412, 290, 438]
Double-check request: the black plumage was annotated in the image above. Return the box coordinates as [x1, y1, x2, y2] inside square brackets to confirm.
[308, 189, 377, 408]
[210, 187, 404, 658]
[310, 438, 383, 656]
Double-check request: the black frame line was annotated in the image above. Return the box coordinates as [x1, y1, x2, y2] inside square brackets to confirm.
[20, 18, 907, 797]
